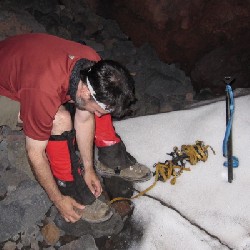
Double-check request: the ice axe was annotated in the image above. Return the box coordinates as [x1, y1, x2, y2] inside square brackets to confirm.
[223, 76, 239, 183]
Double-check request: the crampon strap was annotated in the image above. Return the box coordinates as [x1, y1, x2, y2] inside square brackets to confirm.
[109, 140, 215, 204]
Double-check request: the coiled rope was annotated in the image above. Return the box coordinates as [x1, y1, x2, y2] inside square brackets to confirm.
[110, 140, 215, 204]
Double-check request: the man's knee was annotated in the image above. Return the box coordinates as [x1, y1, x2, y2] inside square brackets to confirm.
[51, 106, 72, 135]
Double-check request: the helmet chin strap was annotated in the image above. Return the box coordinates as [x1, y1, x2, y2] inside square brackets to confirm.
[86, 77, 112, 112]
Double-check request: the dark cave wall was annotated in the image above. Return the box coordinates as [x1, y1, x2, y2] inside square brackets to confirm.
[93, 0, 250, 93]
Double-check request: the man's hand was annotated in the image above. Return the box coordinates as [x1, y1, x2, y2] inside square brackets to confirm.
[55, 195, 85, 223]
[25, 136, 85, 223]
[84, 169, 102, 198]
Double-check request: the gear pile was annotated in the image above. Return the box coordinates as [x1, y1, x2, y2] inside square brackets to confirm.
[154, 140, 215, 185]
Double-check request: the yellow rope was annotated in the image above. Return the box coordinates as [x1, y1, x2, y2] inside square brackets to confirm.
[109, 140, 215, 204]
[109, 162, 179, 204]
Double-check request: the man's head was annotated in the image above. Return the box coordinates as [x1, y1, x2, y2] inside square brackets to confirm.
[75, 60, 136, 118]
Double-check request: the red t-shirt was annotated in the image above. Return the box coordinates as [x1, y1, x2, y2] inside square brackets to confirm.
[0, 33, 100, 140]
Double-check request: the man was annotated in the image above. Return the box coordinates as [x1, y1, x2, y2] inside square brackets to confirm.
[0, 33, 151, 223]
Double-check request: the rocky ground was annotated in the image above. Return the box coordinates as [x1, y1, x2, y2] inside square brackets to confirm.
[0, 125, 139, 249]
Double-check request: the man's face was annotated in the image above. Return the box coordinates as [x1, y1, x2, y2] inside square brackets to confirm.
[75, 82, 109, 117]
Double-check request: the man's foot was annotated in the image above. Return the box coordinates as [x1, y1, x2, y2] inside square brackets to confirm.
[97, 141, 152, 182]
[95, 161, 152, 182]
[76, 199, 113, 223]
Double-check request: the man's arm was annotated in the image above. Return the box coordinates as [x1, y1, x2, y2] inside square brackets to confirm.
[74, 109, 102, 197]
[25, 136, 85, 222]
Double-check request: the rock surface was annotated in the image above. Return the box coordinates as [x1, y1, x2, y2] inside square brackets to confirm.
[59, 234, 98, 250]
[0, 179, 51, 242]
[98, 0, 250, 93]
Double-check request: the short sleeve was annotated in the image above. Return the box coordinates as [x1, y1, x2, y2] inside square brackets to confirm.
[19, 89, 61, 140]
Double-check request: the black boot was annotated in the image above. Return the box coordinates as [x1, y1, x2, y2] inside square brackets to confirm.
[98, 141, 136, 171]
[96, 141, 152, 182]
